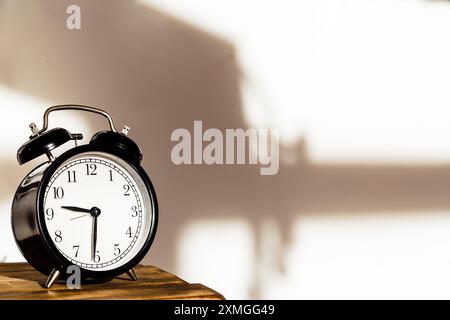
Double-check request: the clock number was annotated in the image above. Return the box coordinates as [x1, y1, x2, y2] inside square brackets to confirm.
[54, 230, 62, 243]
[114, 244, 121, 256]
[67, 170, 77, 183]
[53, 187, 64, 199]
[94, 251, 101, 263]
[72, 245, 80, 257]
[126, 227, 133, 238]
[46, 208, 54, 220]
[131, 205, 138, 217]
[123, 184, 131, 196]
[86, 163, 97, 176]
[109, 170, 114, 182]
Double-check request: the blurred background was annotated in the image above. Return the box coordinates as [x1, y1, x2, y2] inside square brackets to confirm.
[2, 0, 450, 299]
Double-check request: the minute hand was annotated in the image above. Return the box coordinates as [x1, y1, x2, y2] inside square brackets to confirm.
[92, 216, 98, 261]
[61, 206, 92, 213]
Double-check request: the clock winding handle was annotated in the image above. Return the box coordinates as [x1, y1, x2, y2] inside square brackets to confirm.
[35, 104, 118, 135]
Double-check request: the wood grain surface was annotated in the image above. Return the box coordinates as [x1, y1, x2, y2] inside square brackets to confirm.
[0, 263, 224, 300]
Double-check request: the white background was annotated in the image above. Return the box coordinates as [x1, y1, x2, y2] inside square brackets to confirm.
[2, 0, 450, 299]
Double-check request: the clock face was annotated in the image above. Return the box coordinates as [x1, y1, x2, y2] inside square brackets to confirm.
[42, 152, 154, 271]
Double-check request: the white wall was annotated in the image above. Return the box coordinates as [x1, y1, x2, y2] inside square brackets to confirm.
[139, 0, 450, 299]
[2, 0, 450, 299]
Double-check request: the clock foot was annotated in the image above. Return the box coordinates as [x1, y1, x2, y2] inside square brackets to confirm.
[44, 268, 61, 289]
[126, 268, 138, 281]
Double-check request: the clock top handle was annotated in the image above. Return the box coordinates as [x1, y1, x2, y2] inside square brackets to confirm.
[34, 104, 118, 136]
[16, 105, 128, 165]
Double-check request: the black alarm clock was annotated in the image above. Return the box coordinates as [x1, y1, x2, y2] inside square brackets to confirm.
[11, 105, 158, 288]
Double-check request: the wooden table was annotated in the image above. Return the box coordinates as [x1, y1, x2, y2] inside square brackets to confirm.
[0, 263, 224, 300]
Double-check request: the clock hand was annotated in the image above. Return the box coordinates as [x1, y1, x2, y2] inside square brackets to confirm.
[70, 214, 88, 221]
[89, 207, 101, 262]
[61, 206, 91, 213]
[92, 215, 98, 261]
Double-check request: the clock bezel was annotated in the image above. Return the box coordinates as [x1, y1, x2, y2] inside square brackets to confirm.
[35, 144, 158, 280]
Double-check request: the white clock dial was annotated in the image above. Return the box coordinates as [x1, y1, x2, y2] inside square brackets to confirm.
[43, 152, 153, 271]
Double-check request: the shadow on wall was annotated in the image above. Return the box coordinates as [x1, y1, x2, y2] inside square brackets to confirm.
[2, 0, 450, 298]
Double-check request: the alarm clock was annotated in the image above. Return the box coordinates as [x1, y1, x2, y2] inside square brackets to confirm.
[11, 105, 158, 288]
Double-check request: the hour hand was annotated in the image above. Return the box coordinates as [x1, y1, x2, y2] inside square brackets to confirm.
[61, 206, 91, 213]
